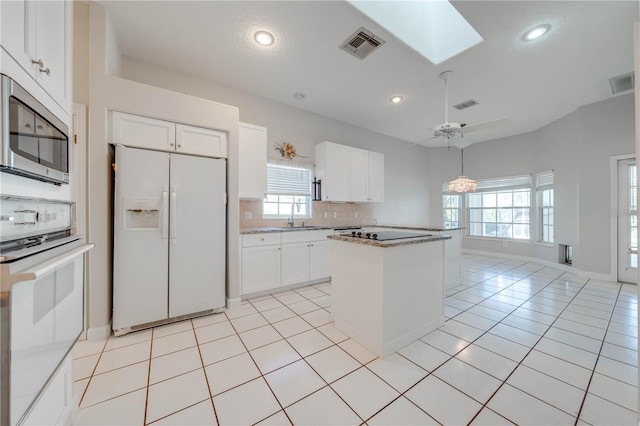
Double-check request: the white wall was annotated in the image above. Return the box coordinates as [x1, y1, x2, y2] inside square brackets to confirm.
[121, 57, 432, 226]
[424, 93, 635, 279]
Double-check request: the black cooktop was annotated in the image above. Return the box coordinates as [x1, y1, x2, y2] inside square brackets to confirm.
[340, 231, 431, 241]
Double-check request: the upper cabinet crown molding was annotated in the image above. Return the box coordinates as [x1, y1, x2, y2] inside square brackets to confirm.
[111, 111, 228, 158]
[315, 141, 384, 203]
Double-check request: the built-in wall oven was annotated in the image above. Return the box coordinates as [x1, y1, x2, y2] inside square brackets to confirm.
[0, 74, 69, 185]
[0, 195, 93, 425]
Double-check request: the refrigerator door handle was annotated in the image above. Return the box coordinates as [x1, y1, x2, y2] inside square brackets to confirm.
[170, 185, 177, 244]
[162, 186, 169, 242]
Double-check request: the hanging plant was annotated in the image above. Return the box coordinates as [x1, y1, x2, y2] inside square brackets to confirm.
[274, 142, 308, 159]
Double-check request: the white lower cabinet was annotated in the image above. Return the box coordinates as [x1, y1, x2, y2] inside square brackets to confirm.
[241, 233, 281, 294]
[281, 242, 311, 286]
[241, 230, 332, 295]
[309, 240, 331, 280]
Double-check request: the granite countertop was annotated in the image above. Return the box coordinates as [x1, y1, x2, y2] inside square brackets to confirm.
[240, 224, 465, 234]
[240, 225, 373, 234]
[381, 224, 466, 232]
[327, 233, 451, 248]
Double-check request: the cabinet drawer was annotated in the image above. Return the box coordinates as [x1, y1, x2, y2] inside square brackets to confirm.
[281, 230, 331, 244]
[242, 233, 281, 247]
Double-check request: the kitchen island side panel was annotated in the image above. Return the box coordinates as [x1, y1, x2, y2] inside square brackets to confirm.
[331, 239, 445, 357]
[331, 241, 384, 352]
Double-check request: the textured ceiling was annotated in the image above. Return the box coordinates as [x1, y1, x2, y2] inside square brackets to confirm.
[102, 1, 639, 147]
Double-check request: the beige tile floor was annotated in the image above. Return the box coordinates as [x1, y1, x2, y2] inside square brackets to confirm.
[72, 254, 638, 425]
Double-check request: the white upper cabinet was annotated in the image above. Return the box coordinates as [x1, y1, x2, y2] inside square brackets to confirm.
[111, 112, 227, 158]
[367, 151, 384, 202]
[239, 123, 267, 199]
[349, 148, 369, 202]
[176, 124, 227, 158]
[315, 141, 350, 202]
[112, 112, 176, 151]
[315, 141, 384, 203]
[1, 0, 72, 116]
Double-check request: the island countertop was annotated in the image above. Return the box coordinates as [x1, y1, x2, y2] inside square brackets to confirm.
[327, 233, 451, 248]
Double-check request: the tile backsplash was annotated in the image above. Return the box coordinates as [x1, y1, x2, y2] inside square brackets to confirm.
[239, 200, 375, 229]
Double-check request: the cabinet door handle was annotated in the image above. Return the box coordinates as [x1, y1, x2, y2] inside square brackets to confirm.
[39, 67, 51, 76]
[32, 58, 44, 67]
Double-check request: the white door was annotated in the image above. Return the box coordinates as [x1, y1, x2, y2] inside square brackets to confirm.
[169, 154, 226, 317]
[368, 151, 385, 202]
[281, 242, 310, 286]
[241, 245, 281, 294]
[309, 240, 331, 280]
[349, 148, 369, 202]
[617, 159, 637, 283]
[113, 147, 170, 331]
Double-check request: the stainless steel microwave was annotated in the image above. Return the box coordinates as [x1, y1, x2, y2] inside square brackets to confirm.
[0, 74, 69, 185]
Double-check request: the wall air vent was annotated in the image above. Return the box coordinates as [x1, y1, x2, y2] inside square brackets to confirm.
[340, 27, 386, 60]
[609, 72, 635, 94]
[452, 99, 479, 110]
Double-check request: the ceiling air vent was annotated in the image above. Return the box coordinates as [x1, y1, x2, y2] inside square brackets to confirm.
[452, 99, 479, 110]
[609, 72, 635, 94]
[340, 27, 386, 60]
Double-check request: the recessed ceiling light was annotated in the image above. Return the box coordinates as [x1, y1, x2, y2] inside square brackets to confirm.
[523, 24, 551, 41]
[389, 95, 404, 104]
[293, 92, 306, 100]
[254, 30, 275, 46]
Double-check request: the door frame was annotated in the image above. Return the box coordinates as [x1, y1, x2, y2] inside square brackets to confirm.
[610, 153, 636, 283]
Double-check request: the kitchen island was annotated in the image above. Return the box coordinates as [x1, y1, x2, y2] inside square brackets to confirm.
[328, 231, 451, 358]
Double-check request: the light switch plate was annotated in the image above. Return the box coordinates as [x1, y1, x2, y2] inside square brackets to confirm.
[244, 212, 253, 220]
[333, 212, 337, 218]
[323, 212, 328, 218]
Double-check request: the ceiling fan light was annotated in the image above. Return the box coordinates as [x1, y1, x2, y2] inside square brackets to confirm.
[448, 176, 477, 193]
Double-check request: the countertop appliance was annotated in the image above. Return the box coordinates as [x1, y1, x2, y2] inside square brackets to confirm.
[340, 230, 431, 241]
[0, 75, 69, 185]
[112, 145, 226, 336]
[0, 195, 93, 425]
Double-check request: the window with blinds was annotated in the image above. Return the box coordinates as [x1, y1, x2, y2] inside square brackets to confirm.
[263, 162, 313, 218]
[467, 174, 532, 240]
[536, 170, 554, 243]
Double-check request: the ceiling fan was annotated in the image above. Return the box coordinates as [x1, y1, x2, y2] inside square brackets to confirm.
[425, 70, 510, 148]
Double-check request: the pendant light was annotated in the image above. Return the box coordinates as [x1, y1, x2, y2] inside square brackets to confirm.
[448, 148, 476, 193]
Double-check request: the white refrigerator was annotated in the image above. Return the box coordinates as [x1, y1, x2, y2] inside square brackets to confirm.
[113, 146, 226, 335]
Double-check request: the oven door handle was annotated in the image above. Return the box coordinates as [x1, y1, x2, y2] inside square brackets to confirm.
[1, 243, 94, 291]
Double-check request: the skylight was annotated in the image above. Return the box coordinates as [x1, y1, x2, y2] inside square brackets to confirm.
[347, 0, 483, 65]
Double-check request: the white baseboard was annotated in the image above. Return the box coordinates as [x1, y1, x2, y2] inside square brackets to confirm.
[227, 297, 242, 309]
[86, 323, 112, 340]
[462, 249, 615, 282]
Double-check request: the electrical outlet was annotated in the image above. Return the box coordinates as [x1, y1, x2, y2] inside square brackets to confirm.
[354, 211, 358, 218]
[323, 212, 328, 219]
[502, 241, 508, 248]
[333, 212, 337, 218]
[244, 212, 253, 220]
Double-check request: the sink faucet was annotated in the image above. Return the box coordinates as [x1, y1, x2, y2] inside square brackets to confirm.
[288, 202, 300, 227]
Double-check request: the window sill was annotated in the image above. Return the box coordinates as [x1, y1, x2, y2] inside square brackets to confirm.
[533, 242, 554, 248]
[463, 236, 532, 244]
